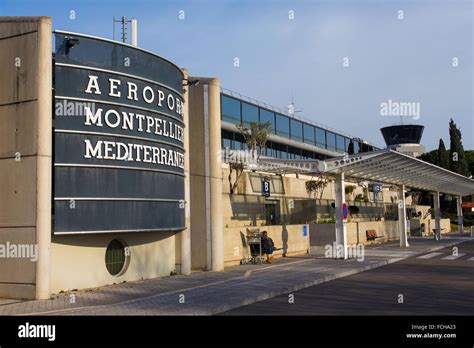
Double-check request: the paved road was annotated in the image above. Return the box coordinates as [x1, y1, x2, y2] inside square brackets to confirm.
[222, 240, 474, 315]
[0, 237, 469, 315]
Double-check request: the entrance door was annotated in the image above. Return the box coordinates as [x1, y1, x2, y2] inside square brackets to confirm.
[265, 201, 278, 225]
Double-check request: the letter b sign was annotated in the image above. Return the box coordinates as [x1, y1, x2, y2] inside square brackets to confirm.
[262, 180, 270, 197]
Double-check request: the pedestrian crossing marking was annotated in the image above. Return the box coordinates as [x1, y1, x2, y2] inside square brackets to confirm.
[417, 252, 443, 259]
[442, 253, 466, 260]
[468, 257, 474, 261]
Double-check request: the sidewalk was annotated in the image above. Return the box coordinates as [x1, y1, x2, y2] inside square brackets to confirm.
[0, 236, 469, 316]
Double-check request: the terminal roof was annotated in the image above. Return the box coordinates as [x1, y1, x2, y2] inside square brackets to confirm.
[252, 149, 474, 196]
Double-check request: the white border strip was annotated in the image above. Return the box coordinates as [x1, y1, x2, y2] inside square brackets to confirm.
[54, 197, 182, 202]
[54, 163, 185, 177]
[54, 226, 186, 235]
[54, 129, 185, 151]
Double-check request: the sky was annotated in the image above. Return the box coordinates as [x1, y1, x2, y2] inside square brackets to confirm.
[1, 0, 472, 150]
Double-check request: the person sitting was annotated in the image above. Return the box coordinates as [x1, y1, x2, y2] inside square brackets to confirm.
[260, 231, 275, 264]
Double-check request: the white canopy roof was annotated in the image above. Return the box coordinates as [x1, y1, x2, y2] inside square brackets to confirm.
[245, 148, 474, 196]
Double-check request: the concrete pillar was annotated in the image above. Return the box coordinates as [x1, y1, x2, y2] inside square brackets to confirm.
[334, 172, 347, 259]
[398, 185, 409, 247]
[208, 79, 224, 271]
[188, 77, 223, 271]
[456, 196, 464, 234]
[180, 68, 191, 275]
[35, 17, 52, 300]
[433, 191, 441, 240]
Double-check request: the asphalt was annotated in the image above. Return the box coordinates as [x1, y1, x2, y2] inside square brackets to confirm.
[0, 235, 470, 316]
[222, 239, 474, 315]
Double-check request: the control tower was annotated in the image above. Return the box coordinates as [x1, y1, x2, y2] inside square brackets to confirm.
[380, 124, 425, 157]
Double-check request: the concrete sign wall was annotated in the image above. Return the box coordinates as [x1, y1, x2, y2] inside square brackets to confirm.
[53, 31, 185, 234]
[0, 17, 52, 299]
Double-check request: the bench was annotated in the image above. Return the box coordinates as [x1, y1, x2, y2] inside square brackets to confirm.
[366, 229, 383, 241]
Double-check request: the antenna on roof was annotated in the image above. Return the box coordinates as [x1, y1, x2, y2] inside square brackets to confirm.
[113, 16, 138, 46]
[288, 96, 302, 116]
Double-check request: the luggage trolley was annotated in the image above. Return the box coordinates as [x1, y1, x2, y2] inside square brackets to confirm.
[247, 231, 264, 265]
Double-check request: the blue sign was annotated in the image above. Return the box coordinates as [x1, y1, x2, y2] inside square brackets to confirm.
[342, 203, 349, 220]
[303, 225, 307, 237]
[262, 180, 270, 197]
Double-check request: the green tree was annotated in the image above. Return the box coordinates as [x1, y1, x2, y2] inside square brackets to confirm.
[448, 119, 470, 176]
[418, 149, 438, 165]
[465, 150, 474, 177]
[228, 121, 272, 194]
[436, 138, 449, 169]
[236, 121, 272, 160]
[344, 185, 357, 201]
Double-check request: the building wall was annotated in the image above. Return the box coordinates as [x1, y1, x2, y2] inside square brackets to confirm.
[50, 232, 175, 294]
[310, 221, 400, 247]
[224, 224, 309, 267]
[309, 218, 451, 247]
[188, 77, 223, 271]
[0, 17, 52, 300]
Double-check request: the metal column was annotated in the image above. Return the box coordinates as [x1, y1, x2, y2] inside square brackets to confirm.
[398, 185, 409, 247]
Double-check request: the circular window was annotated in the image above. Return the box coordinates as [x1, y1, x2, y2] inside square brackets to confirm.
[105, 239, 130, 276]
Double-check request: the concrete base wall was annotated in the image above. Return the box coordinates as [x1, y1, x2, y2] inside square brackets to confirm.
[310, 220, 400, 247]
[50, 232, 176, 294]
[224, 224, 309, 266]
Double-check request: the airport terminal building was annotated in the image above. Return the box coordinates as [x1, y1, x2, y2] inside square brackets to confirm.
[1, 17, 473, 300]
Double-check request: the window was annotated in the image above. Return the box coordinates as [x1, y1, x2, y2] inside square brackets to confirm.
[303, 124, 315, 145]
[222, 137, 232, 150]
[260, 109, 275, 133]
[327, 132, 336, 150]
[336, 134, 345, 152]
[288, 146, 302, 159]
[105, 239, 129, 276]
[275, 114, 290, 138]
[221, 95, 241, 125]
[353, 141, 360, 154]
[315, 127, 326, 148]
[290, 119, 303, 141]
[242, 102, 259, 125]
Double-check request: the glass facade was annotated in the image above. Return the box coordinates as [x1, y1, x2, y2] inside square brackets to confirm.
[221, 95, 241, 124]
[326, 132, 336, 151]
[290, 119, 303, 142]
[353, 141, 360, 154]
[303, 123, 315, 145]
[220, 93, 377, 160]
[260, 109, 275, 133]
[315, 127, 326, 148]
[242, 102, 259, 125]
[222, 130, 326, 161]
[275, 113, 290, 138]
[336, 134, 345, 152]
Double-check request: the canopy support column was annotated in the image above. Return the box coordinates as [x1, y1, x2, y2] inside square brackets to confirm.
[433, 191, 441, 240]
[398, 184, 409, 247]
[456, 195, 464, 234]
[334, 172, 347, 259]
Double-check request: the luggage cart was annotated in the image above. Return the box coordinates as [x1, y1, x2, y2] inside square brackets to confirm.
[247, 233, 264, 265]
